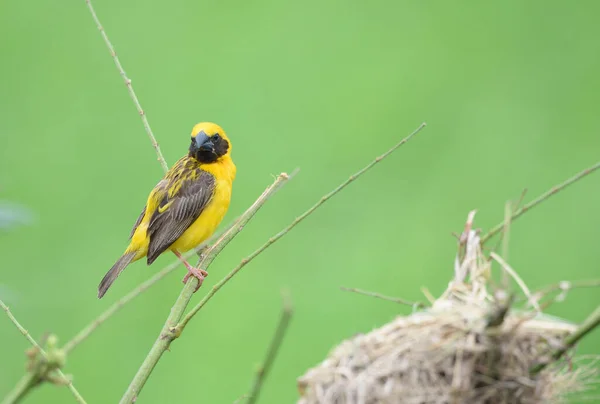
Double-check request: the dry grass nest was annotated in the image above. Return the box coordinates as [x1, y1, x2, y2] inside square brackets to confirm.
[297, 212, 598, 404]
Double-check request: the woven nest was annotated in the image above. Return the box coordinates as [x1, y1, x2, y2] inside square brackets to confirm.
[297, 212, 597, 404]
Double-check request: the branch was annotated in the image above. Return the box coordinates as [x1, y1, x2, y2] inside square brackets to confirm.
[340, 287, 426, 309]
[481, 161, 600, 244]
[119, 173, 292, 404]
[84, 0, 168, 172]
[62, 219, 237, 354]
[531, 304, 600, 375]
[517, 278, 600, 305]
[176, 123, 427, 333]
[246, 290, 293, 404]
[0, 300, 87, 404]
[1, 373, 37, 404]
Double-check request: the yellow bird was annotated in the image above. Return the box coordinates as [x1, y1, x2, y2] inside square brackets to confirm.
[98, 122, 236, 298]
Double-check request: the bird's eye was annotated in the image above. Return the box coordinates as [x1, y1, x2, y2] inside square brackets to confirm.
[213, 133, 221, 141]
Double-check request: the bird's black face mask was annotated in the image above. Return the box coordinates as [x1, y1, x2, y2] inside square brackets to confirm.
[189, 130, 229, 163]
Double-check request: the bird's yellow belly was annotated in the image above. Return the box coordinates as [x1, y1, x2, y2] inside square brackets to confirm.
[169, 179, 232, 253]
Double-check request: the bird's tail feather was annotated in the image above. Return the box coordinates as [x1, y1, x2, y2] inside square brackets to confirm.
[98, 252, 136, 299]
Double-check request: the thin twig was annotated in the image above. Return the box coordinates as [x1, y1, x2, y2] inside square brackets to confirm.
[0, 300, 87, 404]
[531, 304, 600, 375]
[490, 252, 540, 312]
[340, 287, 426, 309]
[518, 279, 600, 305]
[232, 394, 250, 404]
[84, 0, 168, 172]
[514, 188, 528, 211]
[176, 123, 427, 332]
[120, 173, 292, 404]
[246, 290, 293, 404]
[481, 161, 600, 244]
[62, 220, 236, 354]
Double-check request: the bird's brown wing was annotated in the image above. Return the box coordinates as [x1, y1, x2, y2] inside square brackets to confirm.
[146, 171, 216, 264]
[129, 206, 146, 239]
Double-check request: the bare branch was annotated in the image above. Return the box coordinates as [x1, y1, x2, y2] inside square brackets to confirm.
[481, 161, 600, 244]
[340, 287, 426, 309]
[246, 290, 293, 404]
[84, 0, 168, 172]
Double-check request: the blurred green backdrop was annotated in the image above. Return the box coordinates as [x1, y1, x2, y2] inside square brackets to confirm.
[1, 1, 599, 403]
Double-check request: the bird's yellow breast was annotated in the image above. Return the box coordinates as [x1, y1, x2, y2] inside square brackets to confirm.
[127, 155, 236, 260]
[169, 155, 236, 253]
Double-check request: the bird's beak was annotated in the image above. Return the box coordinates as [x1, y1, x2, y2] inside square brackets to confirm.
[195, 131, 214, 152]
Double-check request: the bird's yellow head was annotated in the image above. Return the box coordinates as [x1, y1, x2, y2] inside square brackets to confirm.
[188, 122, 231, 163]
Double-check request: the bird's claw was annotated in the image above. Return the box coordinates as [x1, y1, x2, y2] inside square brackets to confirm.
[182, 267, 208, 292]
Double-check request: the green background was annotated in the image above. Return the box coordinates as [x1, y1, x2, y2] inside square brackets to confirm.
[1, 1, 599, 403]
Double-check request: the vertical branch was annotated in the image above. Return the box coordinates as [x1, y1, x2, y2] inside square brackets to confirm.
[246, 290, 293, 404]
[84, 0, 168, 172]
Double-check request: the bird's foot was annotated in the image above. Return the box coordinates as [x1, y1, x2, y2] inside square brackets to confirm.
[182, 267, 209, 292]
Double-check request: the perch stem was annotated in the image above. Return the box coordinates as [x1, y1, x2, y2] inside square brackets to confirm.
[84, 0, 168, 173]
[176, 123, 427, 332]
[119, 174, 291, 404]
[340, 287, 426, 309]
[481, 161, 600, 244]
[246, 291, 293, 404]
[62, 220, 236, 354]
[1, 373, 37, 404]
[0, 300, 87, 404]
[531, 304, 600, 375]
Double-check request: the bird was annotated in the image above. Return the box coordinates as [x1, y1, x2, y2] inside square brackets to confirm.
[98, 122, 236, 298]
